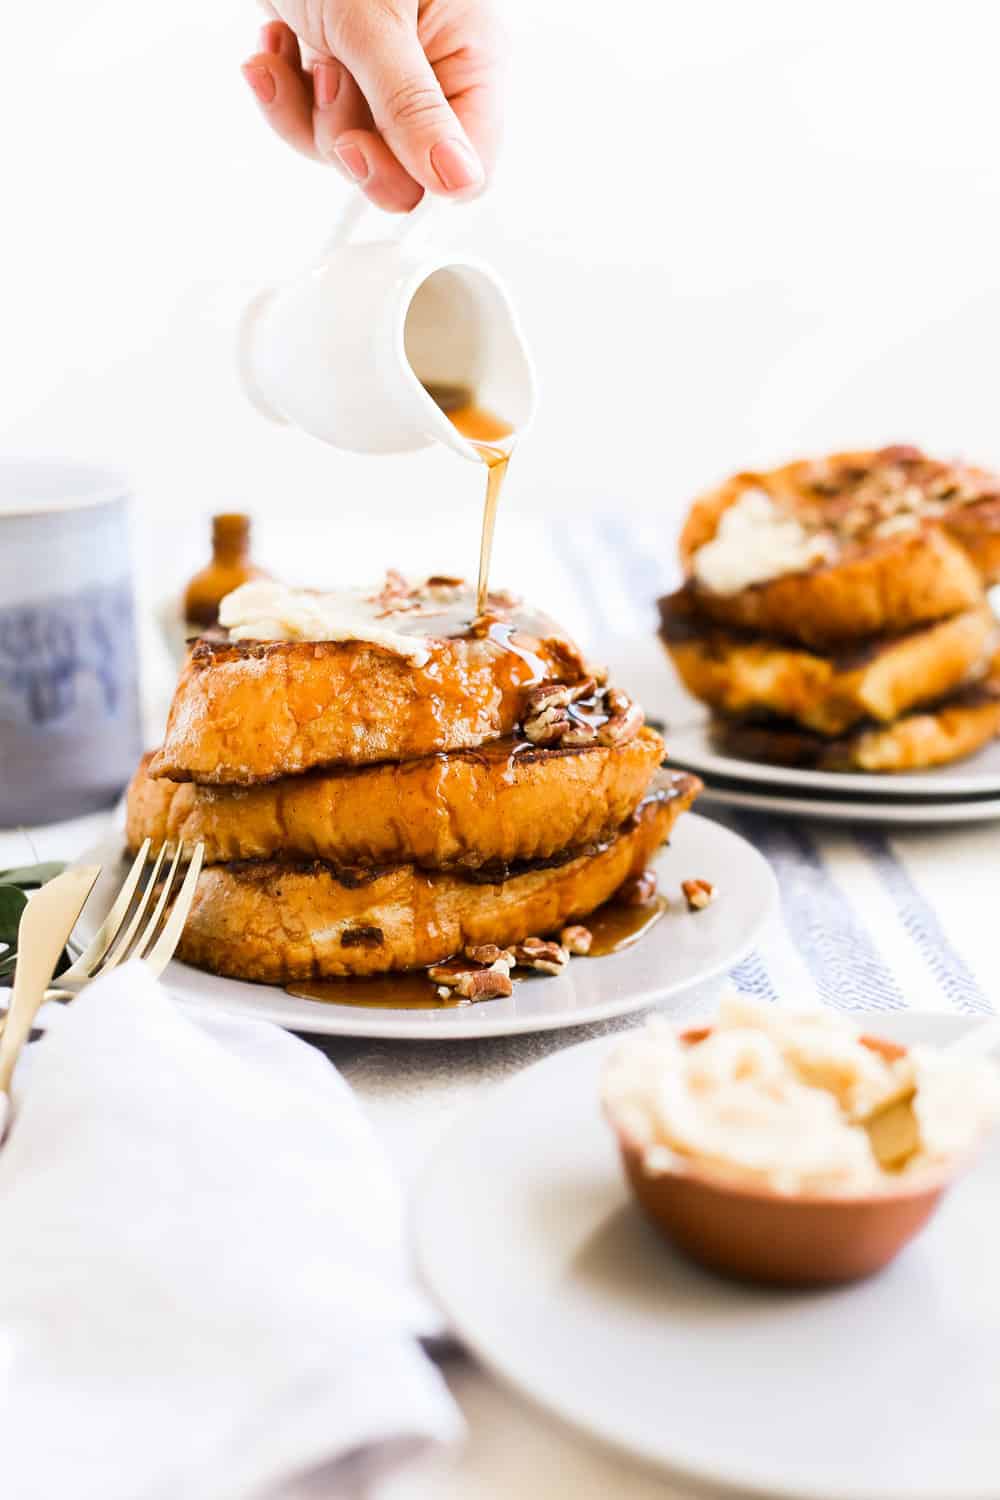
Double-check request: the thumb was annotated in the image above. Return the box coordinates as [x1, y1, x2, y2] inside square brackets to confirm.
[336, 9, 485, 197]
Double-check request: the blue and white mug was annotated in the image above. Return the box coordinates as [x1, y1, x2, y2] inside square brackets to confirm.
[0, 460, 143, 825]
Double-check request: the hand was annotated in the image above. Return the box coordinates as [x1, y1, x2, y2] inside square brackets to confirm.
[241, 1, 504, 213]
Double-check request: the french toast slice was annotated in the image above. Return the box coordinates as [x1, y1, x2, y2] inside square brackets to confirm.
[128, 727, 665, 873]
[175, 771, 700, 983]
[150, 626, 590, 786]
[679, 447, 998, 646]
[713, 679, 1000, 773]
[659, 591, 996, 737]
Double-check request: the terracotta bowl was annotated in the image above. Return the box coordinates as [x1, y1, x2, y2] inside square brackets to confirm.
[612, 1028, 952, 1287]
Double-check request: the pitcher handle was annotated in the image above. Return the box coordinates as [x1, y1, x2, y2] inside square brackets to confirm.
[323, 192, 437, 254]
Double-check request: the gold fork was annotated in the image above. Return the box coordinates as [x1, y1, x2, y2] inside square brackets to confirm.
[0, 844, 204, 1095]
[44, 840, 205, 1002]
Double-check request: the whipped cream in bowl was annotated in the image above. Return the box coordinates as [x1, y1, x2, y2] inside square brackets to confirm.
[602, 993, 1000, 1286]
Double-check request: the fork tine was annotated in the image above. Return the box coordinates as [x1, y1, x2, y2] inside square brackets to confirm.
[143, 843, 204, 978]
[130, 841, 186, 962]
[91, 842, 170, 979]
[59, 839, 152, 983]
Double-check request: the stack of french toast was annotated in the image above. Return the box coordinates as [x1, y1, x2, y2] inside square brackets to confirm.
[659, 446, 1000, 772]
[127, 574, 699, 991]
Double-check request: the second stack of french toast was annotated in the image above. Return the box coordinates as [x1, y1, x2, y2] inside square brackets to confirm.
[128, 573, 699, 990]
[660, 445, 1000, 772]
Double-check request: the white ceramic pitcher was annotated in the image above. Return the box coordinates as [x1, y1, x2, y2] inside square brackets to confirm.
[238, 197, 537, 459]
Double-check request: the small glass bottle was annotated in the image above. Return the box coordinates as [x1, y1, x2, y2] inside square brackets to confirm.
[182, 513, 270, 638]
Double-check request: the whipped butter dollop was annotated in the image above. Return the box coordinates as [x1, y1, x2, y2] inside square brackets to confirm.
[603, 993, 1000, 1196]
[692, 489, 834, 596]
[218, 579, 447, 664]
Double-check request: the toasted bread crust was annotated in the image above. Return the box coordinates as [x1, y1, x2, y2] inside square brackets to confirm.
[128, 729, 666, 872]
[175, 776, 700, 982]
[679, 448, 996, 646]
[713, 683, 1000, 773]
[687, 526, 981, 647]
[150, 628, 588, 785]
[944, 494, 1000, 583]
[659, 594, 996, 736]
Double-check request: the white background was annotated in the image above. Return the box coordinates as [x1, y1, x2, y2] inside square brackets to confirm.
[3, 0, 1000, 599]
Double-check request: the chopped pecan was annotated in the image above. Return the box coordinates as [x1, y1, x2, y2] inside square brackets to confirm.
[522, 679, 642, 750]
[429, 955, 514, 1000]
[455, 968, 513, 1000]
[873, 513, 920, 539]
[682, 878, 717, 911]
[463, 944, 515, 969]
[560, 924, 593, 955]
[368, 569, 412, 612]
[615, 869, 659, 907]
[485, 588, 521, 612]
[510, 937, 570, 974]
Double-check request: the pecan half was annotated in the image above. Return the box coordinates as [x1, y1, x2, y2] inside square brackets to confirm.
[559, 924, 593, 955]
[523, 706, 579, 746]
[682, 878, 717, 911]
[429, 956, 515, 1000]
[597, 698, 645, 747]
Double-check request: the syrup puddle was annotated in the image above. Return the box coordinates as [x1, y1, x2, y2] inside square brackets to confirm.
[284, 896, 668, 1008]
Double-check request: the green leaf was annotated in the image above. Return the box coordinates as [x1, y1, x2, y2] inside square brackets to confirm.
[0, 861, 66, 889]
[0, 954, 15, 980]
[0, 885, 28, 949]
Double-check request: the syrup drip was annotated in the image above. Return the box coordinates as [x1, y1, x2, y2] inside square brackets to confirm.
[283, 895, 668, 1009]
[424, 383, 515, 615]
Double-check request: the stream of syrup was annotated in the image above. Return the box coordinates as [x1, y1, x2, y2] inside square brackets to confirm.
[284, 896, 667, 1009]
[423, 383, 515, 615]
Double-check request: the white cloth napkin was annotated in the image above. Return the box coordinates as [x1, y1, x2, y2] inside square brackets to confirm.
[0, 966, 460, 1500]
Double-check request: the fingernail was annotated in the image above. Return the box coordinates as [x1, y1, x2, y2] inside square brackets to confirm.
[430, 138, 484, 193]
[242, 63, 275, 105]
[314, 61, 341, 111]
[334, 142, 370, 182]
[259, 23, 282, 54]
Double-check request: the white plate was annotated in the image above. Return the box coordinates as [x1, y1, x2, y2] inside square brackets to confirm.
[696, 782, 1000, 824]
[415, 1012, 1000, 1500]
[73, 813, 776, 1040]
[605, 634, 1000, 798]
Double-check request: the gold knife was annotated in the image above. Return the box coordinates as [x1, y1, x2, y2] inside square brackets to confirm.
[0, 866, 101, 1097]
